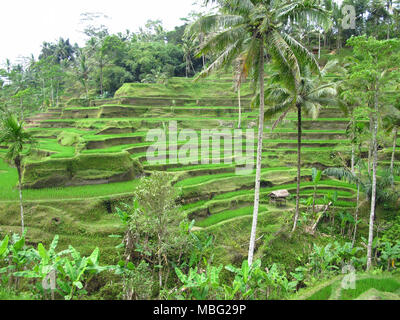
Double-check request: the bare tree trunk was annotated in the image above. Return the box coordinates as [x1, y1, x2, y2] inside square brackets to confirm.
[51, 81, 54, 107]
[312, 184, 316, 216]
[318, 32, 321, 59]
[248, 43, 265, 266]
[311, 202, 332, 234]
[100, 56, 104, 96]
[42, 78, 46, 110]
[100, 65, 103, 96]
[390, 127, 397, 183]
[368, 117, 373, 173]
[56, 82, 59, 106]
[237, 87, 241, 129]
[351, 115, 355, 174]
[16, 161, 25, 234]
[292, 105, 302, 232]
[367, 90, 379, 271]
[352, 183, 360, 247]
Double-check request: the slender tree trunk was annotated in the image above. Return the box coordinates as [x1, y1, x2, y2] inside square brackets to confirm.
[367, 90, 379, 271]
[42, 78, 46, 109]
[16, 161, 25, 234]
[238, 87, 241, 129]
[318, 32, 321, 59]
[390, 127, 397, 183]
[312, 182, 317, 215]
[85, 82, 89, 100]
[368, 116, 373, 173]
[51, 81, 54, 107]
[56, 82, 59, 106]
[352, 183, 360, 247]
[248, 43, 265, 266]
[100, 56, 104, 96]
[292, 105, 302, 232]
[351, 115, 355, 174]
[158, 238, 162, 289]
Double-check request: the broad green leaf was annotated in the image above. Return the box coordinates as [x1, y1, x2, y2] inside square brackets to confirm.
[73, 281, 83, 289]
[88, 247, 99, 265]
[13, 236, 25, 251]
[0, 235, 9, 256]
[38, 243, 49, 262]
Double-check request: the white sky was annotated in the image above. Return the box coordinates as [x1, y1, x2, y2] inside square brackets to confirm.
[0, 0, 205, 65]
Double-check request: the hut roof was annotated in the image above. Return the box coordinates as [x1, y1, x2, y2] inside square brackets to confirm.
[269, 190, 290, 198]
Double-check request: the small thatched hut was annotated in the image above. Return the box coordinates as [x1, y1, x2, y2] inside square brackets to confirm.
[269, 190, 290, 206]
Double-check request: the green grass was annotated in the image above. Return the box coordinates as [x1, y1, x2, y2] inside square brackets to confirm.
[303, 276, 400, 300]
[0, 179, 140, 201]
[175, 167, 292, 188]
[0, 159, 140, 201]
[213, 179, 357, 201]
[306, 284, 333, 300]
[340, 277, 400, 300]
[36, 139, 76, 158]
[196, 205, 268, 228]
[0, 287, 35, 300]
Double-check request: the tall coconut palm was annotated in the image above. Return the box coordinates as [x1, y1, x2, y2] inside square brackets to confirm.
[233, 54, 248, 129]
[0, 115, 34, 233]
[265, 60, 338, 232]
[189, 0, 328, 265]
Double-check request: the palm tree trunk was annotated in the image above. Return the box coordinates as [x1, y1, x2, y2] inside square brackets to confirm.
[312, 184, 316, 216]
[100, 55, 104, 96]
[390, 127, 397, 182]
[368, 117, 373, 173]
[351, 115, 355, 174]
[248, 43, 265, 266]
[318, 32, 321, 59]
[352, 183, 360, 247]
[367, 90, 379, 271]
[292, 105, 302, 232]
[16, 161, 25, 234]
[238, 87, 242, 129]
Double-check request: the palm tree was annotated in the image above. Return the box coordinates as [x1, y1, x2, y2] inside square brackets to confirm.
[265, 60, 338, 232]
[0, 115, 34, 233]
[233, 54, 247, 129]
[324, 159, 397, 248]
[76, 49, 90, 99]
[189, 0, 328, 265]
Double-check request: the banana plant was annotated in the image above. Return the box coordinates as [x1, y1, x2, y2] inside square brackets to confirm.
[14, 235, 70, 299]
[14, 235, 108, 300]
[0, 232, 35, 289]
[174, 260, 223, 300]
[225, 260, 260, 299]
[58, 245, 106, 300]
[379, 241, 400, 271]
[0, 235, 9, 260]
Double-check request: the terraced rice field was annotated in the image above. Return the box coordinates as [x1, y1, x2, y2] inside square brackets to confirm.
[1, 76, 392, 230]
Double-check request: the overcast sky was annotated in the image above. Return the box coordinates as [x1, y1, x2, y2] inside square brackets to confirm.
[0, 0, 204, 65]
